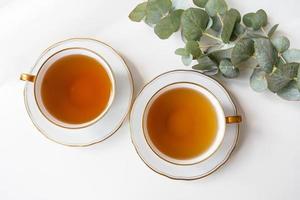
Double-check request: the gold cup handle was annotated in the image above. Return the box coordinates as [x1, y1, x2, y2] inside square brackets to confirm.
[226, 115, 242, 124]
[20, 73, 36, 82]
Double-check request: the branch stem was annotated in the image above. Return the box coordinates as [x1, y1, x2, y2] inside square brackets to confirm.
[203, 32, 223, 42]
[279, 53, 287, 64]
[261, 27, 268, 37]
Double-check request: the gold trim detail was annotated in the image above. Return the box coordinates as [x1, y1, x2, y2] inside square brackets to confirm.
[130, 69, 241, 181]
[20, 74, 35, 82]
[23, 38, 134, 147]
[226, 116, 242, 124]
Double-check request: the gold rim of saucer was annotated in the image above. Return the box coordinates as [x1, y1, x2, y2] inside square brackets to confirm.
[23, 38, 134, 147]
[130, 69, 240, 180]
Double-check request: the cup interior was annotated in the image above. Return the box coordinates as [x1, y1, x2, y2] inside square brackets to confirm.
[143, 82, 226, 165]
[34, 48, 115, 129]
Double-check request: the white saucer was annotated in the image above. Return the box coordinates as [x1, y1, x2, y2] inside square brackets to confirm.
[130, 70, 239, 180]
[24, 38, 133, 146]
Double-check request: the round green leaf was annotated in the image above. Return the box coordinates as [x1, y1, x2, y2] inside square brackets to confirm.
[282, 49, 300, 63]
[231, 38, 254, 65]
[250, 68, 268, 92]
[172, 0, 190, 9]
[268, 24, 279, 38]
[233, 23, 246, 37]
[266, 63, 299, 92]
[221, 9, 240, 43]
[154, 9, 183, 39]
[231, 9, 241, 23]
[267, 69, 290, 93]
[256, 9, 268, 26]
[175, 48, 189, 56]
[219, 59, 239, 78]
[297, 67, 300, 90]
[129, 2, 148, 22]
[242, 9, 268, 30]
[193, 0, 208, 8]
[208, 48, 233, 63]
[181, 8, 209, 41]
[205, 0, 228, 16]
[185, 41, 202, 58]
[271, 36, 290, 53]
[254, 38, 277, 73]
[277, 63, 299, 78]
[145, 0, 172, 25]
[182, 54, 193, 66]
[193, 55, 217, 70]
[277, 81, 300, 101]
[211, 15, 223, 32]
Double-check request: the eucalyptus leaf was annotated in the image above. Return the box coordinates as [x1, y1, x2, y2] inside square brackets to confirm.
[182, 54, 193, 66]
[231, 38, 254, 65]
[208, 48, 232, 63]
[266, 63, 299, 92]
[193, 55, 217, 70]
[175, 48, 189, 56]
[282, 49, 300, 63]
[277, 81, 300, 101]
[193, 0, 208, 8]
[250, 68, 268, 92]
[256, 9, 268, 26]
[219, 59, 239, 78]
[232, 9, 241, 23]
[129, 2, 148, 22]
[211, 15, 223, 32]
[254, 38, 277, 73]
[221, 9, 240, 43]
[201, 67, 219, 76]
[243, 13, 256, 28]
[145, 0, 172, 25]
[268, 24, 279, 38]
[205, 0, 228, 16]
[185, 41, 202, 58]
[297, 67, 300, 90]
[267, 69, 290, 93]
[271, 36, 290, 53]
[172, 0, 190, 9]
[233, 23, 246, 36]
[154, 9, 183, 39]
[181, 8, 209, 41]
[277, 63, 299, 78]
[245, 32, 267, 39]
[243, 9, 268, 30]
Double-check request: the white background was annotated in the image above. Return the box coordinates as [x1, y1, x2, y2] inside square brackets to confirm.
[0, 0, 299, 199]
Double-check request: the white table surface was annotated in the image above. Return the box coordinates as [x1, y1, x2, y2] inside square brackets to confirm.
[0, 0, 299, 199]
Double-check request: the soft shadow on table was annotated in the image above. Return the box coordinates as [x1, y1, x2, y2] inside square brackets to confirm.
[86, 55, 144, 151]
[121, 56, 145, 97]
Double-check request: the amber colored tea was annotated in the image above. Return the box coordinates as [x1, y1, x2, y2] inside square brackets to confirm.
[146, 87, 218, 160]
[41, 54, 112, 125]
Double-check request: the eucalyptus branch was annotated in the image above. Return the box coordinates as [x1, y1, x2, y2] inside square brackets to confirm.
[129, 0, 300, 101]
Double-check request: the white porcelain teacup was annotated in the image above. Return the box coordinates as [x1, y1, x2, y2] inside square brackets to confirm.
[20, 48, 115, 129]
[143, 82, 242, 165]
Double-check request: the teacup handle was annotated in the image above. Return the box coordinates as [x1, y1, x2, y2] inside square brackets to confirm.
[226, 116, 242, 124]
[20, 73, 36, 82]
